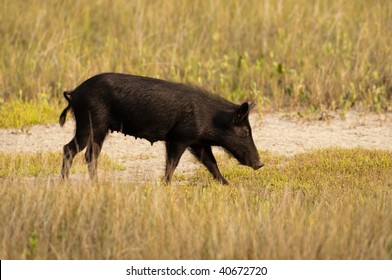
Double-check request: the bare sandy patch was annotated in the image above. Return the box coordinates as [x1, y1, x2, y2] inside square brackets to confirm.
[1, 112, 391, 182]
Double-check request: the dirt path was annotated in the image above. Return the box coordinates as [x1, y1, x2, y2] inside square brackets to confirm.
[1, 112, 391, 182]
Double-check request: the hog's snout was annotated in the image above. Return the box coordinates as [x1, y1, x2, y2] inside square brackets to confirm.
[252, 162, 264, 170]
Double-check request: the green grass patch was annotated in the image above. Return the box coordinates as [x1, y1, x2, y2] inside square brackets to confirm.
[0, 148, 391, 259]
[214, 148, 392, 189]
[0, 151, 125, 178]
[0, 98, 60, 128]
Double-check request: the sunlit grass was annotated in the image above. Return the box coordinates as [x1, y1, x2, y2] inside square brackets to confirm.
[1, 148, 391, 259]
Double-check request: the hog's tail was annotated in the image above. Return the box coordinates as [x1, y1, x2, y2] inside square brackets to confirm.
[59, 90, 72, 127]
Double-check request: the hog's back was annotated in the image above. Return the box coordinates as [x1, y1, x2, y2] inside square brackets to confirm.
[72, 73, 223, 144]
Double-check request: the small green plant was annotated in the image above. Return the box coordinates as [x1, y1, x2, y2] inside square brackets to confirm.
[26, 232, 38, 259]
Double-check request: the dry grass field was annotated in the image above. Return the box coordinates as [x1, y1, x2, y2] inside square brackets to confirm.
[1, 148, 391, 259]
[1, 0, 392, 260]
[0, 0, 391, 127]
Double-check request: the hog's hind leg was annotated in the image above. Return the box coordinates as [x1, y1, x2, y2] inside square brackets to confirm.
[85, 131, 106, 180]
[62, 132, 89, 179]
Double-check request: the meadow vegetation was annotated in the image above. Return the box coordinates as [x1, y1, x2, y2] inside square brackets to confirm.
[1, 0, 392, 127]
[1, 148, 391, 259]
[1, 0, 391, 260]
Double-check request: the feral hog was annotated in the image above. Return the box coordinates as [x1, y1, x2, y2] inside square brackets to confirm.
[59, 73, 263, 184]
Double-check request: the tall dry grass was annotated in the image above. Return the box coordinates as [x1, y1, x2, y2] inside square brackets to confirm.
[1, 178, 391, 259]
[0, 0, 391, 123]
[1, 148, 391, 259]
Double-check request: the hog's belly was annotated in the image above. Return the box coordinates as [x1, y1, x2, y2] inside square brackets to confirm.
[109, 121, 170, 144]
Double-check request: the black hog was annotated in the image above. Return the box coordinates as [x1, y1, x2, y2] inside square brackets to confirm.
[59, 73, 263, 184]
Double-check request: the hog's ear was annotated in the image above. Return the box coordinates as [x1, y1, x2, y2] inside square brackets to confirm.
[233, 102, 250, 125]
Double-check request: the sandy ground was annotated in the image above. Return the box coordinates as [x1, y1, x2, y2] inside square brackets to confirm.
[1, 112, 391, 182]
